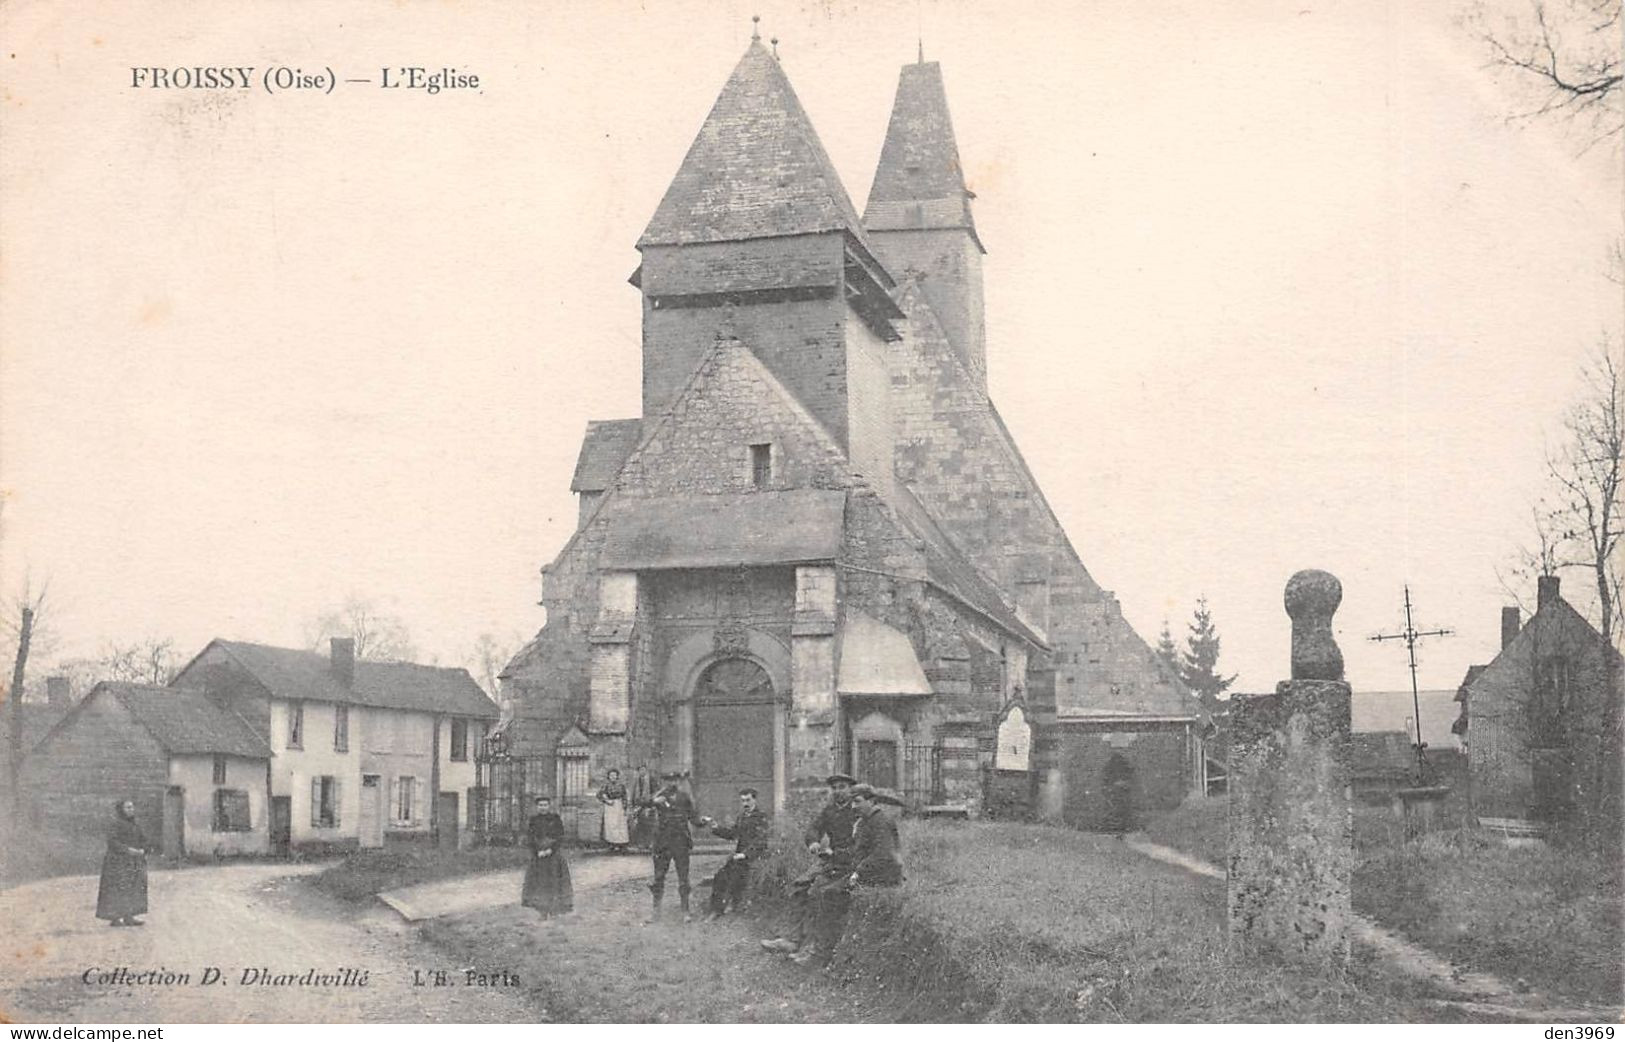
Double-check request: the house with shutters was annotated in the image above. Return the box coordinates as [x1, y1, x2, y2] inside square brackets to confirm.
[23, 682, 272, 860]
[500, 33, 1204, 827]
[1454, 575, 1624, 832]
[170, 637, 498, 853]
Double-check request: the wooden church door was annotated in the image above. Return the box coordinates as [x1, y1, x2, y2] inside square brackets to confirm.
[692, 658, 775, 819]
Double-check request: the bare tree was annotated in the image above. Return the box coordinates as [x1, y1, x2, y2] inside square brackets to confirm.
[306, 595, 417, 662]
[97, 638, 179, 685]
[1503, 348, 1625, 843]
[464, 631, 521, 698]
[1473, 0, 1624, 145]
[3, 574, 50, 818]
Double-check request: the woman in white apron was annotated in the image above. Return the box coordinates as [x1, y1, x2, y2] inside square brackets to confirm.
[597, 768, 631, 853]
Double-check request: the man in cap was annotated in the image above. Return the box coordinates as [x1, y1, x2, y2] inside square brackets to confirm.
[759, 772, 860, 954]
[793, 782, 903, 966]
[701, 787, 771, 921]
[646, 771, 703, 923]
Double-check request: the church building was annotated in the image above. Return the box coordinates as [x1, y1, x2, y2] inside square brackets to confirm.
[499, 31, 1204, 827]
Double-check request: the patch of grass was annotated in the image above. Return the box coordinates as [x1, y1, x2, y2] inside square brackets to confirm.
[421, 871, 888, 1023]
[822, 820, 1428, 1022]
[1142, 796, 1625, 1009]
[1140, 796, 1228, 866]
[1354, 828, 1623, 1007]
[312, 844, 529, 902]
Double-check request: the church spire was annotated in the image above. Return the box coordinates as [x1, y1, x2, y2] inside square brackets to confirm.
[864, 57, 987, 389]
[638, 38, 873, 251]
[863, 59, 981, 251]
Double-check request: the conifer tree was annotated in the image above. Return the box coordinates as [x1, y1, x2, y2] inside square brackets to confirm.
[1155, 620, 1179, 676]
[1179, 597, 1236, 712]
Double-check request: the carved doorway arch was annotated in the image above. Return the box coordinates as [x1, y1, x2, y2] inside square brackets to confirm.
[692, 657, 776, 817]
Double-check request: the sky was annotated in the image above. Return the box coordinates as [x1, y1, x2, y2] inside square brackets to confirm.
[0, 0, 1619, 702]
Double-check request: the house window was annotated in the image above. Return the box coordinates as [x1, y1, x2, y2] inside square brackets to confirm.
[212, 755, 227, 785]
[557, 753, 589, 800]
[450, 718, 468, 762]
[311, 775, 340, 829]
[334, 705, 349, 753]
[288, 701, 304, 749]
[213, 789, 251, 832]
[750, 443, 772, 489]
[396, 776, 417, 824]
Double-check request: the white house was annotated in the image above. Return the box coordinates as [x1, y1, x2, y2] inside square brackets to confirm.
[171, 638, 498, 852]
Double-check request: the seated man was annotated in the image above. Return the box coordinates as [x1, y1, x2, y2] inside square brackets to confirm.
[792, 782, 903, 967]
[703, 787, 770, 920]
[760, 772, 860, 955]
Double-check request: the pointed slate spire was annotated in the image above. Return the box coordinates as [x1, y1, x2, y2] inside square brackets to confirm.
[638, 40, 873, 250]
[863, 60, 981, 251]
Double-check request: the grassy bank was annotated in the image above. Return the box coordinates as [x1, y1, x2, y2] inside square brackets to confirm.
[817, 820, 1429, 1022]
[416, 823, 1434, 1022]
[312, 844, 530, 902]
[1354, 828, 1622, 1007]
[1142, 796, 1625, 1008]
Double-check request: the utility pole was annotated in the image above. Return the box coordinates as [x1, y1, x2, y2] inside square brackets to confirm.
[1370, 586, 1452, 784]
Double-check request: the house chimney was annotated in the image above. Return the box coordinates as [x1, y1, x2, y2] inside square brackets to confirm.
[1501, 606, 1521, 650]
[46, 675, 70, 707]
[330, 637, 356, 687]
[1536, 574, 1560, 612]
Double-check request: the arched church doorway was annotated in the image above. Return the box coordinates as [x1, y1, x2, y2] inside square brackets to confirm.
[692, 658, 776, 818]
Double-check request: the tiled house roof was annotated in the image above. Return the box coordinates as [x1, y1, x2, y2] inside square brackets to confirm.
[638, 40, 876, 252]
[1352, 689, 1462, 750]
[206, 640, 498, 718]
[570, 419, 642, 493]
[105, 682, 271, 758]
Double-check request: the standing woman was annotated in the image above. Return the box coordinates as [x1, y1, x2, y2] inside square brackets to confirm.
[596, 768, 630, 854]
[520, 796, 573, 918]
[96, 799, 148, 927]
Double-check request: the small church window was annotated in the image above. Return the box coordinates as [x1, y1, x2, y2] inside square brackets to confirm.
[750, 443, 772, 489]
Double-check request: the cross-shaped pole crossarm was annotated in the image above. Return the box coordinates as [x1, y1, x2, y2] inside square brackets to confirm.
[1367, 586, 1455, 786]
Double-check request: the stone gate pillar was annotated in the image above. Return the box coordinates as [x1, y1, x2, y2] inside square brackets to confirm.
[1227, 569, 1353, 965]
[788, 565, 838, 817]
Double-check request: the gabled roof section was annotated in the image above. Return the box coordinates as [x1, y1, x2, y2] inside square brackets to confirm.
[571, 419, 643, 493]
[104, 682, 271, 758]
[199, 640, 499, 718]
[887, 482, 1046, 649]
[864, 60, 982, 250]
[638, 40, 874, 252]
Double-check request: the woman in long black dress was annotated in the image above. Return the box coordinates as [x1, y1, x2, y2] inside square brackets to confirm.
[96, 799, 149, 927]
[520, 796, 573, 918]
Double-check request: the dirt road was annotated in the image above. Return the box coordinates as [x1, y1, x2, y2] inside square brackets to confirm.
[0, 862, 543, 1023]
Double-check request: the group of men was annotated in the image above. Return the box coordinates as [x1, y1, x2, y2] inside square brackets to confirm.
[637, 768, 904, 968]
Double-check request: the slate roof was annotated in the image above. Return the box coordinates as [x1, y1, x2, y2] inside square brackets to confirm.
[638, 40, 875, 252]
[103, 682, 271, 758]
[887, 483, 1046, 648]
[599, 490, 848, 570]
[570, 419, 642, 493]
[1351, 689, 1462, 750]
[864, 61, 981, 247]
[206, 640, 498, 718]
